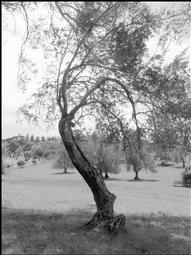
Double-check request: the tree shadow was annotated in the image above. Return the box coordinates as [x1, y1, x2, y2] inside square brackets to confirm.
[2, 208, 190, 255]
[51, 171, 76, 175]
[104, 177, 126, 182]
[126, 179, 159, 182]
[104, 178, 158, 182]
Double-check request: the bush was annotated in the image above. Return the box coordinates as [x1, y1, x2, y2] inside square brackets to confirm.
[182, 172, 191, 182]
[17, 160, 25, 167]
[31, 145, 44, 158]
[24, 151, 32, 161]
[32, 159, 37, 164]
[43, 150, 52, 159]
[2, 143, 7, 175]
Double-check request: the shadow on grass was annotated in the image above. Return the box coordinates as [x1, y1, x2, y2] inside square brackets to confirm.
[2, 208, 190, 255]
[105, 178, 158, 182]
[127, 179, 159, 182]
[51, 171, 76, 175]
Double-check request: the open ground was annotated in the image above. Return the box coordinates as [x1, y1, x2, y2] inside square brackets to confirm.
[2, 163, 191, 254]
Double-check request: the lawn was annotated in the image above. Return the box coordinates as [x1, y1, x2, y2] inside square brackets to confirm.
[2, 162, 191, 254]
[2, 208, 190, 255]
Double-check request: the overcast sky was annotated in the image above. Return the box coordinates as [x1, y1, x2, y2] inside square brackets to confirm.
[2, 2, 190, 139]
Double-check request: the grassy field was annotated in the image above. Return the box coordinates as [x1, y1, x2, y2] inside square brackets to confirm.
[2, 162, 191, 254]
[2, 208, 190, 255]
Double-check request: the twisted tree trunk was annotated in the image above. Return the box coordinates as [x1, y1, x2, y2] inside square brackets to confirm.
[59, 117, 117, 222]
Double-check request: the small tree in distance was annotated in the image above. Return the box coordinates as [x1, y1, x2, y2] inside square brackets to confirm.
[53, 143, 74, 173]
[126, 152, 157, 180]
[30, 135, 34, 142]
[96, 144, 121, 179]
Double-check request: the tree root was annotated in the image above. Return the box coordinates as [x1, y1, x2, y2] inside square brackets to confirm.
[105, 214, 126, 239]
[78, 212, 126, 239]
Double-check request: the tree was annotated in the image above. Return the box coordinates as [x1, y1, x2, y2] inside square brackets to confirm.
[31, 144, 44, 158]
[24, 150, 32, 161]
[2, 143, 8, 175]
[41, 136, 45, 142]
[30, 135, 34, 142]
[26, 134, 30, 141]
[148, 113, 191, 167]
[96, 143, 121, 179]
[35, 136, 40, 143]
[23, 141, 33, 152]
[123, 129, 157, 180]
[53, 143, 74, 173]
[3, 1, 190, 232]
[80, 133, 121, 179]
[7, 140, 18, 156]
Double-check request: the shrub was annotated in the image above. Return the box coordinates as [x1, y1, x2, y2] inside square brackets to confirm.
[2, 143, 7, 175]
[17, 160, 25, 167]
[32, 159, 37, 164]
[24, 151, 32, 161]
[43, 150, 52, 159]
[182, 172, 191, 182]
[23, 142, 33, 152]
[31, 145, 44, 158]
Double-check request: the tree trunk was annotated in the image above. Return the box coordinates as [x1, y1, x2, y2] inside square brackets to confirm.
[59, 117, 116, 221]
[104, 172, 109, 179]
[133, 165, 140, 180]
[64, 166, 67, 173]
[134, 170, 139, 180]
[181, 156, 185, 168]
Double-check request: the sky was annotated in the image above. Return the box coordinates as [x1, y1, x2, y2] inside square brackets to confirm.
[2, 2, 190, 139]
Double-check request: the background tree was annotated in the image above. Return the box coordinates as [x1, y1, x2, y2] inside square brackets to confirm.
[41, 136, 45, 142]
[53, 143, 74, 173]
[30, 135, 34, 142]
[35, 136, 40, 143]
[31, 144, 44, 159]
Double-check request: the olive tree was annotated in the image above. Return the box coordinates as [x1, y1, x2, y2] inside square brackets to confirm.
[3, 1, 190, 232]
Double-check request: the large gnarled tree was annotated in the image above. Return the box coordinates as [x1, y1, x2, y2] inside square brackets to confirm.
[2, 1, 190, 231]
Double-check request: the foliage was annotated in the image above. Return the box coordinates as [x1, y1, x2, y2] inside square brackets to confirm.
[23, 141, 33, 152]
[80, 134, 121, 177]
[7, 140, 18, 156]
[17, 160, 25, 167]
[182, 172, 191, 182]
[31, 144, 44, 158]
[24, 150, 32, 161]
[124, 128, 157, 179]
[32, 159, 37, 164]
[30, 135, 34, 142]
[2, 143, 8, 175]
[2, 1, 191, 223]
[43, 150, 52, 160]
[52, 143, 73, 172]
[96, 144, 121, 177]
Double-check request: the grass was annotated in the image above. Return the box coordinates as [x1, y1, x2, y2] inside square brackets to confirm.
[2, 208, 191, 255]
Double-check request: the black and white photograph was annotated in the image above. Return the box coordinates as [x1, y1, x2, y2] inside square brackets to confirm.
[2, 1, 191, 254]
